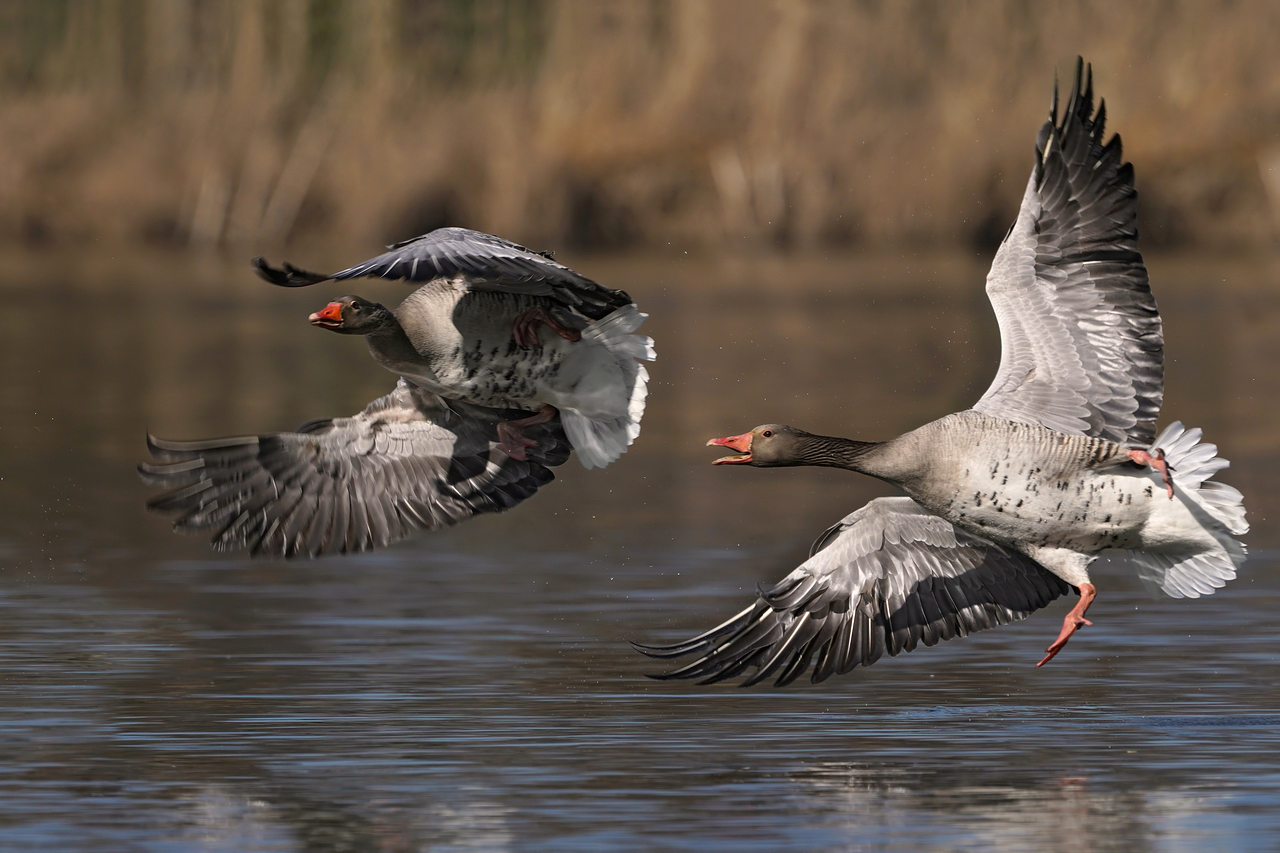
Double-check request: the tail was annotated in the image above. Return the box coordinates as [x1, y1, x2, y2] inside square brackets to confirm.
[561, 304, 656, 470]
[1115, 422, 1248, 599]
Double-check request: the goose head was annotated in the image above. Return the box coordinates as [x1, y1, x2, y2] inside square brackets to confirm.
[708, 424, 807, 467]
[309, 296, 395, 335]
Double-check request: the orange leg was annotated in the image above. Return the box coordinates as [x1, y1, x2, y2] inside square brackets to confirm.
[512, 308, 582, 348]
[1129, 448, 1175, 499]
[496, 405, 557, 461]
[1037, 582, 1097, 667]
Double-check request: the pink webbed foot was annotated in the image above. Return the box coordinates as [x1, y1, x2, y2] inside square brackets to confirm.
[1037, 582, 1097, 667]
[496, 423, 539, 461]
[512, 308, 582, 348]
[495, 405, 557, 461]
[1128, 448, 1175, 499]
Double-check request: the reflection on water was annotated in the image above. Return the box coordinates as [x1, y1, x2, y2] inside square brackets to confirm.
[1, 247, 1279, 851]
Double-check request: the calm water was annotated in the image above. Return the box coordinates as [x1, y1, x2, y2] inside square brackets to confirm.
[2, 247, 1279, 851]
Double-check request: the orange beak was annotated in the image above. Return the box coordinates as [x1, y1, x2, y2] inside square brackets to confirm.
[708, 432, 753, 464]
[309, 302, 344, 327]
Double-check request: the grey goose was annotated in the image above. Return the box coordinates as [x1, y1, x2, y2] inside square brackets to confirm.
[142, 228, 654, 557]
[637, 59, 1247, 686]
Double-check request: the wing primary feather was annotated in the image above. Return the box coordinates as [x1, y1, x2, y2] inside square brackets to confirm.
[140, 381, 568, 557]
[640, 498, 1067, 685]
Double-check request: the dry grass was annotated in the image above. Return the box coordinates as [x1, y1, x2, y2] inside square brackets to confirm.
[1, 0, 1278, 255]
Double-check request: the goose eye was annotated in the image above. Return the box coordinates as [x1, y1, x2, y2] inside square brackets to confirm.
[761, 430, 773, 438]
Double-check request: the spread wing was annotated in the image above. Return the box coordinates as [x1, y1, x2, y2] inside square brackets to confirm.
[635, 497, 1070, 686]
[253, 227, 632, 320]
[139, 380, 570, 558]
[974, 58, 1163, 445]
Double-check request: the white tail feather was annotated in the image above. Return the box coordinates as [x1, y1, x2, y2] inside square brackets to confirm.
[1112, 421, 1248, 598]
[564, 305, 655, 469]
[1198, 481, 1248, 535]
[1115, 548, 1242, 599]
[1151, 421, 1248, 534]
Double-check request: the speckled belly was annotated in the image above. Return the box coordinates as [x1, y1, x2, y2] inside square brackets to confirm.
[937, 465, 1160, 552]
[901, 416, 1160, 554]
[436, 336, 568, 409]
[392, 288, 576, 410]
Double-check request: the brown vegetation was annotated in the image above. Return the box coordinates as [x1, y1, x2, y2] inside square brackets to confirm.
[1, 0, 1278, 254]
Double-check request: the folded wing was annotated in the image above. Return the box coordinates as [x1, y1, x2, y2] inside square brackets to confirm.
[140, 380, 570, 558]
[636, 497, 1070, 686]
[253, 226, 632, 320]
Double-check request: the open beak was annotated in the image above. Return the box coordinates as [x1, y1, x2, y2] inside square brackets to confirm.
[309, 302, 344, 328]
[708, 432, 753, 464]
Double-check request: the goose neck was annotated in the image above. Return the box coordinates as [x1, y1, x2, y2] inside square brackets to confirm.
[797, 433, 884, 472]
[364, 314, 426, 364]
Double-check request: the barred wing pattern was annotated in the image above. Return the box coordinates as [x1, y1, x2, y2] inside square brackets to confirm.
[637, 497, 1070, 686]
[975, 58, 1163, 445]
[140, 380, 570, 558]
[253, 227, 633, 320]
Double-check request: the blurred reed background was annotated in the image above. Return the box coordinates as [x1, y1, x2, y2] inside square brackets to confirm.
[3, 0, 1280, 561]
[1, 0, 1278, 256]
[1, 11, 1279, 849]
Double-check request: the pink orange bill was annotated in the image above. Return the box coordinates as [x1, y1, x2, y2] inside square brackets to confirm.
[708, 432, 752, 464]
[309, 302, 344, 326]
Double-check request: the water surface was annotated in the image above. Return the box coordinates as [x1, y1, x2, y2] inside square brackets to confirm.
[1, 248, 1278, 851]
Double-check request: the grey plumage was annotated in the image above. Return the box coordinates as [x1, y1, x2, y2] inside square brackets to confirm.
[976, 58, 1163, 446]
[145, 228, 653, 556]
[642, 59, 1246, 686]
[637, 498, 1069, 686]
[140, 380, 570, 558]
[254, 226, 632, 320]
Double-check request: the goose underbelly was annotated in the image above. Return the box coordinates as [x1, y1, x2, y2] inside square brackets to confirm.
[893, 414, 1216, 556]
[922, 463, 1158, 553]
[406, 334, 571, 410]
[393, 290, 582, 410]
[386, 288, 643, 427]
[399, 324, 627, 417]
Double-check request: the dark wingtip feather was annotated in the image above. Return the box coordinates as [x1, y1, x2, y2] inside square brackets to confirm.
[252, 256, 330, 287]
[1050, 66, 1061, 126]
[145, 433, 259, 454]
[1068, 57, 1085, 117]
[1082, 59, 1093, 117]
[631, 640, 679, 659]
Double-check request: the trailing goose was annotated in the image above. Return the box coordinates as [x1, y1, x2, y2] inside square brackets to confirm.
[636, 59, 1247, 686]
[141, 228, 655, 557]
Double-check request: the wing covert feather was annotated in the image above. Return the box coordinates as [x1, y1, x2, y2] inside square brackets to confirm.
[636, 497, 1070, 686]
[253, 227, 632, 320]
[140, 379, 570, 557]
[974, 58, 1163, 445]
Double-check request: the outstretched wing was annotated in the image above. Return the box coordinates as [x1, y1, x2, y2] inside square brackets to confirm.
[140, 380, 571, 558]
[636, 497, 1070, 686]
[253, 227, 632, 320]
[974, 57, 1163, 445]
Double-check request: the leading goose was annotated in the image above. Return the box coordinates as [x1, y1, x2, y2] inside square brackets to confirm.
[141, 228, 654, 557]
[637, 59, 1247, 686]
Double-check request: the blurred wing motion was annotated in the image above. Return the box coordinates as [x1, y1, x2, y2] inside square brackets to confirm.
[253, 226, 632, 320]
[636, 497, 1070, 686]
[975, 58, 1163, 445]
[140, 380, 570, 558]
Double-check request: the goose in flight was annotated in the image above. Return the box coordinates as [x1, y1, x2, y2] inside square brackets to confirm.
[636, 59, 1247, 686]
[141, 228, 654, 557]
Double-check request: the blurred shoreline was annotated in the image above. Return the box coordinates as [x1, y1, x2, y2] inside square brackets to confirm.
[1, 0, 1279, 256]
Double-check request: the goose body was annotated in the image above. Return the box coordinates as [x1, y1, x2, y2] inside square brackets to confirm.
[753, 413, 1243, 592]
[142, 228, 654, 557]
[373, 286, 585, 407]
[639, 60, 1247, 685]
[396, 285, 651, 448]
